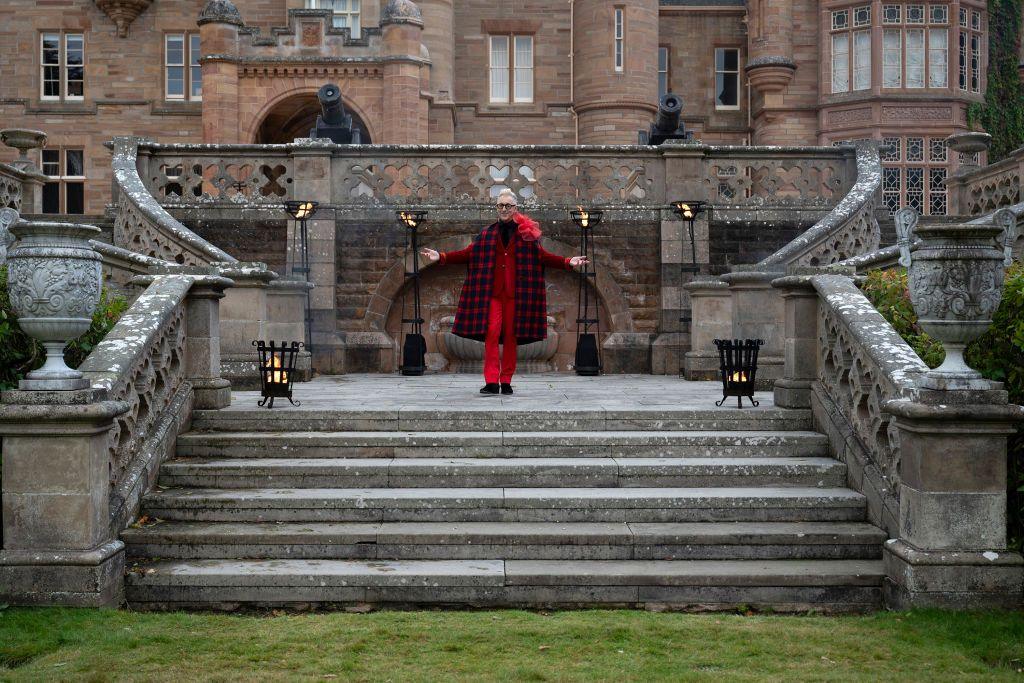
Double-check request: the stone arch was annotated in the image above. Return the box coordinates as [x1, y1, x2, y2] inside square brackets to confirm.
[366, 235, 634, 334]
[245, 84, 378, 145]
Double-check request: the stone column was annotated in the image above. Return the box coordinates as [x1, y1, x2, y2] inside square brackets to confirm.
[719, 266, 785, 386]
[0, 392, 129, 606]
[266, 278, 314, 381]
[212, 262, 276, 388]
[771, 267, 830, 408]
[682, 278, 732, 380]
[883, 390, 1024, 608]
[295, 143, 345, 373]
[185, 275, 234, 409]
[745, 0, 797, 144]
[198, 0, 243, 143]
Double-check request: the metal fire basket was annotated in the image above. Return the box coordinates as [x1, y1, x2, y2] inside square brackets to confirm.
[254, 340, 303, 408]
[713, 338, 764, 408]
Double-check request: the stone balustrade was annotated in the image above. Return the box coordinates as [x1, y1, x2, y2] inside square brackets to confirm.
[946, 146, 1024, 216]
[0, 258, 233, 606]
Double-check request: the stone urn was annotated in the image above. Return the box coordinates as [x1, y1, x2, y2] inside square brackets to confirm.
[0, 128, 47, 175]
[906, 219, 1010, 389]
[6, 220, 103, 390]
[945, 131, 992, 171]
[436, 315, 559, 373]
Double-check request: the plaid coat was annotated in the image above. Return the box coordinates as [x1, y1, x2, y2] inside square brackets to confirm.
[443, 222, 569, 345]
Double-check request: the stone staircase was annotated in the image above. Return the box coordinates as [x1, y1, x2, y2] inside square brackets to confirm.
[122, 398, 886, 611]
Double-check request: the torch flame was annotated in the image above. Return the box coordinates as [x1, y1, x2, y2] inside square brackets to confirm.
[269, 354, 288, 384]
[730, 371, 747, 383]
[576, 205, 589, 228]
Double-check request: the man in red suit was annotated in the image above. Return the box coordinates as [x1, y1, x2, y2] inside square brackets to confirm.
[422, 190, 588, 395]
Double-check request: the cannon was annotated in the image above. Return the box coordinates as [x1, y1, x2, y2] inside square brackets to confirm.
[639, 93, 691, 145]
[308, 83, 362, 144]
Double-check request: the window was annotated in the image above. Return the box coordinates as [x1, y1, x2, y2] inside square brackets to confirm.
[614, 8, 624, 72]
[831, 7, 870, 92]
[489, 35, 533, 103]
[880, 135, 948, 216]
[40, 33, 83, 101]
[165, 34, 202, 100]
[715, 48, 740, 108]
[41, 149, 85, 214]
[658, 46, 670, 98]
[306, 0, 360, 37]
[958, 7, 982, 92]
[878, 4, 950, 90]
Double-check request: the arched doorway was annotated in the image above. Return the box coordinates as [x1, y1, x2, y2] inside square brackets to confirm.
[254, 92, 373, 144]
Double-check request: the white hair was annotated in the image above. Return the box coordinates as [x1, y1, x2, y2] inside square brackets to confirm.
[496, 189, 518, 205]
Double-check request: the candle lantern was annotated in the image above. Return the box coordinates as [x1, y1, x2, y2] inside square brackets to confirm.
[398, 209, 429, 375]
[569, 207, 603, 376]
[712, 338, 764, 408]
[254, 340, 303, 408]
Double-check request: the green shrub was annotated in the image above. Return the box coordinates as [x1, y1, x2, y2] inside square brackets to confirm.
[0, 265, 129, 391]
[863, 265, 1024, 550]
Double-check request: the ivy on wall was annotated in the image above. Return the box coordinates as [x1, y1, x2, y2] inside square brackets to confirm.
[971, 0, 1024, 161]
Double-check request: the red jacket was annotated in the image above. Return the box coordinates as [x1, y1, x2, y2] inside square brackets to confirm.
[440, 229, 570, 298]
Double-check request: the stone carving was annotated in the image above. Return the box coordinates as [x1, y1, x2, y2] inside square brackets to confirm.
[94, 0, 154, 37]
[828, 108, 873, 126]
[0, 207, 17, 265]
[198, 0, 244, 26]
[993, 208, 1020, 267]
[707, 159, 846, 207]
[894, 207, 918, 267]
[965, 167, 1021, 216]
[6, 220, 102, 389]
[382, 0, 422, 24]
[0, 169, 23, 211]
[906, 221, 1008, 388]
[881, 106, 952, 122]
[148, 156, 295, 205]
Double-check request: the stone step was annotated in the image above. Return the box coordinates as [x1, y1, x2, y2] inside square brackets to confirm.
[141, 486, 867, 523]
[124, 558, 885, 611]
[157, 457, 848, 489]
[190, 408, 813, 433]
[121, 520, 886, 561]
[175, 430, 829, 459]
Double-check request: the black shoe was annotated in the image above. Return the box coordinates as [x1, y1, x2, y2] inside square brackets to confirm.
[480, 383, 500, 395]
[500, 383, 513, 395]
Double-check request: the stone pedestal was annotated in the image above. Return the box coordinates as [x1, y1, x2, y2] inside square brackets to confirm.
[0, 392, 129, 606]
[771, 268, 831, 408]
[185, 276, 234, 409]
[213, 262, 276, 389]
[882, 390, 1024, 608]
[601, 332, 653, 374]
[682, 278, 731, 380]
[720, 267, 785, 387]
[266, 278, 315, 381]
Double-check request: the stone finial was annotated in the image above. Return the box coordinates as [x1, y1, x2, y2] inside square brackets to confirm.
[94, 0, 154, 38]
[198, 0, 244, 26]
[381, 0, 423, 26]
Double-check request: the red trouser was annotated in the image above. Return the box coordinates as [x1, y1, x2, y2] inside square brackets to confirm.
[484, 296, 517, 384]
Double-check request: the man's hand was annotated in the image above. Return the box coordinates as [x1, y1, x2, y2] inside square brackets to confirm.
[568, 256, 589, 268]
[421, 248, 440, 262]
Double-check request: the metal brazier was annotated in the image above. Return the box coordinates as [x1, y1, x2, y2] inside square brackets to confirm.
[6, 220, 102, 389]
[906, 219, 1010, 389]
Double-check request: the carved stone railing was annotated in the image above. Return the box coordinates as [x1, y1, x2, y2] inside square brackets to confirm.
[0, 162, 26, 211]
[77, 272, 231, 532]
[946, 146, 1024, 216]
[90, 240, 176, 296]
[135, 140, 855, 211]
[111, 136, 236, 265]
[811, 274, 928, 532]
[759, 141, 883, 268]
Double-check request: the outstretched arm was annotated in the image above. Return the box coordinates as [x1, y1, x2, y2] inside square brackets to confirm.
[421, 245, 472, 265]
[537, 244, 589, 270]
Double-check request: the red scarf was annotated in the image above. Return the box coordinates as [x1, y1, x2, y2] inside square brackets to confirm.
[512, 211, 541, 242]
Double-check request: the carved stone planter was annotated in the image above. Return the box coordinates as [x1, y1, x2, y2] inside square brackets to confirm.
[6, 220, 102, 390]
[0, 128, 47, 175]
[436, 315, 558, 373]
[907, 220, 1009, 389]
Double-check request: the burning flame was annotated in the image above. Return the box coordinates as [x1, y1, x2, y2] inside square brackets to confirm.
[677, 202, 694, 219]
[730, 371, 748, 383]
[576, 205, 590, 228]
[269, 354, 289, 384]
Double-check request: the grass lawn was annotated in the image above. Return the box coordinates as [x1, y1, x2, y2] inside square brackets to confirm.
[1, 608, 1023, 682]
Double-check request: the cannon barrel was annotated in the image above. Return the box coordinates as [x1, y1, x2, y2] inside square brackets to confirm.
[654, 93, 683, 133]
[317, 84, 346, 125]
